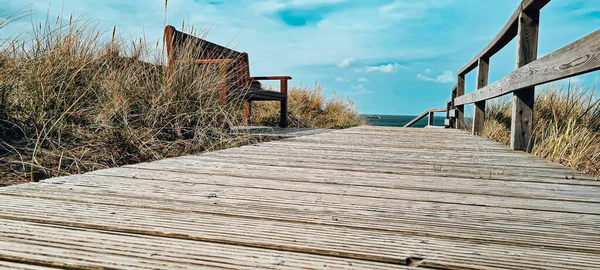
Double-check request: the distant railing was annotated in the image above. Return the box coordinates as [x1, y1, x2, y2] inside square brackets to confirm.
[404, 108, 446, 128]
[445, 0, 600, 151]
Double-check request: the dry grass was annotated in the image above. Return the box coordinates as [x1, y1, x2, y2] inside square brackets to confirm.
[251, 83, 366, 129]
[482, 84, 600, 178]
[0, 14, 257, 185]
[0, 10, 364, 186]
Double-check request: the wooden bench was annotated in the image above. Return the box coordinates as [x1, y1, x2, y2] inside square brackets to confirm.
[164, 25, 291, 128]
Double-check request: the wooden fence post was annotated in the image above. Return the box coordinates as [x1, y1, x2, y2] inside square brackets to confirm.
[472, 57, 489, 135]
[445, 100, 451, 128]
[455, 75, 465, 129]
[511, 8, 539, 151]
[428, 111, 434, 126]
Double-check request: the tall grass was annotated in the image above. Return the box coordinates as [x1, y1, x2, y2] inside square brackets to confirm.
[251, 83, 366, 129]
[0, 10, 365, 185]
[0, 14, 251, 185]
[482, 84, 600, 178]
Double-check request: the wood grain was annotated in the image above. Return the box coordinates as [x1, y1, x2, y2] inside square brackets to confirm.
[472, 57, 489, 135]
[455, 29, 600, 106]
[404, 108, 445, 128]
[457, 0, 551, 76]
[0, 126, 598, 269]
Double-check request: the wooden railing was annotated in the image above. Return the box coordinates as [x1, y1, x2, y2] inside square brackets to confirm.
[404, 108, 446, 128]
[446, 0, 600, 151]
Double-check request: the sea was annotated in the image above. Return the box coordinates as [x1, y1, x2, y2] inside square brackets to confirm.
[362, 114, 446, 128]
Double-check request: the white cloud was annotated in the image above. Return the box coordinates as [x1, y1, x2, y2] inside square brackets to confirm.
[335, 77, 346, 82]
[417, 70, 455, 84]
[337, 58, 356, 68]
[254, 0, 348, 14]
[357, 63, 408, 73]
[358, 77, 369, 82]
[350, 84, 372, 95]
[425, 68, 431, 74]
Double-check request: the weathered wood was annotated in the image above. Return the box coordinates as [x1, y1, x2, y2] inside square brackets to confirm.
[472, 57, 490, 135]
[404, 108, 446, 128]
[428, 111, 434, 126]
[250, 76, 293, 80]
[457, 0, 551, 76]
[280, 79, 288, 128]
[445, 100, 452, 127]
[0, 126, 598, 269]
[454, 75, 465, 129]
[1, 196, 599, 270]
[454, 29, 600, 106]
[164, 25, 291, 127]
[521, 0, 551, 11]
[458, 8, 519, 76]
[511, 9, 540, 151]
[243, 100, 252, 125]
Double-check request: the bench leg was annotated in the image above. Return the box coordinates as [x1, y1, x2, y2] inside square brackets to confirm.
[279, 98, 288, 128]
[244, 100, 252, 126]
[279, 79, 288, 128]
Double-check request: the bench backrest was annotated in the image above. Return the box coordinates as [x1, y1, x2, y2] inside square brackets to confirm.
[164, 25, 251, 86]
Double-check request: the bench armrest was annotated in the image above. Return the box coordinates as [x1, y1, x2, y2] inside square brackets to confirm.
[250, 76, 292, 81]
[176, 59, 234, 65]
[249, 76, 291, 94]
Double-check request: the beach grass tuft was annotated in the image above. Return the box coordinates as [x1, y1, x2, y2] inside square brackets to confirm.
[482, 83, 600, 178]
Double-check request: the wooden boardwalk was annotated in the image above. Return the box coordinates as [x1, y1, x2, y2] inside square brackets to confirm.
[0, 126, 599, 269]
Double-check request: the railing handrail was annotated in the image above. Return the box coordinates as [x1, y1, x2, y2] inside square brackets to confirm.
[457, 0, 551, 76]
[455, 30, 600, 106]
[404, 108, 446, 128]
[446, 0, 600, 151]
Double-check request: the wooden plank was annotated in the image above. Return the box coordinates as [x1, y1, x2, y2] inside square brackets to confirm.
[406, 108, 446, 128]
[0, 196, 599, 270]
[448, 109, 457, 118]
[0, 220, 398, 270]
[7, 182, 600, 246]
[0, 261, 61, 270]
[511, 9, 539, 151]
[0, 126, 598, 269]
[472, 57, 489, 135]
[403, 110, 429, 128]
[6, 181, 600, 237]
[454, 29, 600, 106]
[9, 175, 600, 233]
[201, 148, 595, 182]
[521, 0, 551, 11]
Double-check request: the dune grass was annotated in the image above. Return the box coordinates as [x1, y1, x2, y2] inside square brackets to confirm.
[0, 15, 255, 185]
[0, 12, 364, 185]
[482, 84, 600, 178]
[250, 83, 365, 129]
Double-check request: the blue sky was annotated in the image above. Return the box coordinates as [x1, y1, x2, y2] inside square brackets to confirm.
[1, 0, 599, 115]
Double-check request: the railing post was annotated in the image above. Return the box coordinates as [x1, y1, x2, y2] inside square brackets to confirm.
[445, 100, 451, 128]
[472, 57, 489, 135]
[511, 8, 539, 151]
[428, 111, 434, 126]
[455, 74, 465, 129]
